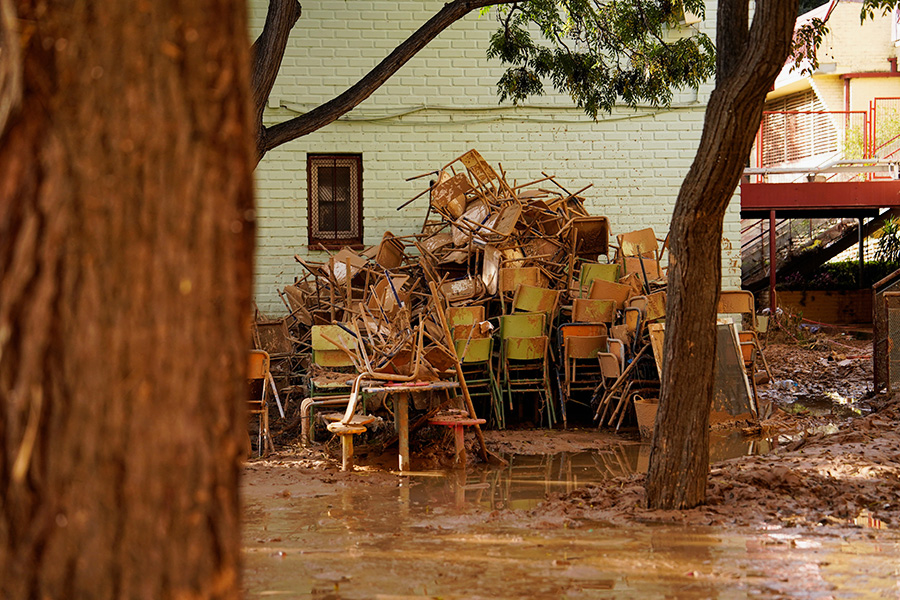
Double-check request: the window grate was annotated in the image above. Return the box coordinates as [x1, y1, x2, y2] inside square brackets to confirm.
[308, 154, 362, 247]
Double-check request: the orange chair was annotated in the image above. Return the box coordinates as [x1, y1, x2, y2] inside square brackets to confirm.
[248, 350, 275, 456]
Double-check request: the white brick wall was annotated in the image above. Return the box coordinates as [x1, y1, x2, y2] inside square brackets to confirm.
[249, 0, 739, 314]
[817, 2, 899, 73]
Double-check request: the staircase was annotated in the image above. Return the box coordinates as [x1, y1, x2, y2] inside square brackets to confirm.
[740, 214, 896, 292]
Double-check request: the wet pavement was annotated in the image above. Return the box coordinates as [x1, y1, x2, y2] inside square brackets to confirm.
[242, 436, 900, 599]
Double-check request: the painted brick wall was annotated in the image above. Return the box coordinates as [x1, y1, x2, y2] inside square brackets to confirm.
[249, 1, 739, 314]
[817, 2, 899, 74]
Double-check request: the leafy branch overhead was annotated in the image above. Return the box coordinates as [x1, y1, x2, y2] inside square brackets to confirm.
[484, 0, 716, 117]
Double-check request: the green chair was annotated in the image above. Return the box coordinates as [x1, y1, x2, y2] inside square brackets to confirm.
[304, 325, 360, 443]
[579, 263, 619, 298]
[511, 284, 560, 318]
[498, 313, 554, 427]
[448, 305, 502, 427]
[455, 336, 504, 429]
[498, 267, 545, 313]
[446, 305, 485, 329]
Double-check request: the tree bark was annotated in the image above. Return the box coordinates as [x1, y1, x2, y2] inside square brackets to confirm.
[0, 1, 254, 598]
[644, 0, 798, 509]
[252, 0, 518, 161]
[250, 0, 301, 158]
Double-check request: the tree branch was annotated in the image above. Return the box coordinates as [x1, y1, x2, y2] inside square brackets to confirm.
[250, 0, 302, 157]
[259, 0, 519, 158]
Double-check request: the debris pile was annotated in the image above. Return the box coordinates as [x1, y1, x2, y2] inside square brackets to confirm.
[251, 150, 761, 460]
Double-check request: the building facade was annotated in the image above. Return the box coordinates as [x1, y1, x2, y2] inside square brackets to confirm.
[756, 0, 900, 176]
[249, 0, 739, 314]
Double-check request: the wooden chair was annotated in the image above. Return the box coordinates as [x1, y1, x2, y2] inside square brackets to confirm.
[248, 350, 275, 456]
[446, 305, 485, 330]
[617, 227, 661, 259]
[588, 278, 633, 310]
[573, 298, 616, 325]
[555, 322, 608, 426]
[718, 290, 772, 380]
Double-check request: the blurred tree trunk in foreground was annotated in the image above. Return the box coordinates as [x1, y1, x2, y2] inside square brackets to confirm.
[0, 1, 255, 597]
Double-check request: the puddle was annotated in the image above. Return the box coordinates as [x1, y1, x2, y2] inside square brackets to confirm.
[785, 393, 869, 419]
[241, 430, 900, 598]
[412, 432, 775, 512]
[766, 379, 873, 419]
[243, 470, 900, 599]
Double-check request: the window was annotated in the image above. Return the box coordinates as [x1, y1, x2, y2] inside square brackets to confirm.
[307, 154, 362, 247]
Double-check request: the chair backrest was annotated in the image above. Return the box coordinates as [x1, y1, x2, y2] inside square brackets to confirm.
[610, 324, 631, 346]
[453, 323, 490, 340]
[718, 290, 757, 330]
[311, 325, 358, 368]
[505, 336, 548, 360]
[617, 227, 658, 258]
[737, 331, 756, 365]
[565, 335, 608, 360]
[580, 263, 619, 291]
[620, 256, 661, 283]
[498, 266, 545, 295]
[598, 352, 621, 379]
[512, 284, 560, 315]
[312, 324, 358, 350]
[446, 305, 485, 330]
[559, 323, 607, 342]
[499, 313, 546, 339]
[645, 290, 666, 322]
[608, 338, 625, 370]
[368, 275, 410, 316]
[623, 307, 642, 338]
[627, 295, 648, 313]
[588, 279, 632, 309]
[573, 298, 616, 324]
[456, 337, 493, 363]
[248, 350, 270, 381]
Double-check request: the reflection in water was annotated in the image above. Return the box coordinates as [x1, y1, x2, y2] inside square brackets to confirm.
[440, 433, 775, 511]
[243, 438, 900, 599]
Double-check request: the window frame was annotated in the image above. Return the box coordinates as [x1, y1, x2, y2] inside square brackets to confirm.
[306, 153, 363, 249]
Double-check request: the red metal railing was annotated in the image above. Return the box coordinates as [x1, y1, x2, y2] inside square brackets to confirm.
[753, 110, 868, 182]
[753, 99, 900, 182]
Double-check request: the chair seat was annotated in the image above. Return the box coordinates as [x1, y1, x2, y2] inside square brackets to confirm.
[320, 412, 376, 426]
[327, 422, 367, 435]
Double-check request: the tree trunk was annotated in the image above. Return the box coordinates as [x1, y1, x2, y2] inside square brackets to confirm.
[0, 2, 254, 598]
[645, 0, 798, 509]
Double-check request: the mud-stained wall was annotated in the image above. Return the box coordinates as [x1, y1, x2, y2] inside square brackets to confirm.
[248, 0, 739, 314]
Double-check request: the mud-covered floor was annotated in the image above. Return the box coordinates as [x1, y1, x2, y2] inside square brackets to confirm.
[242, 334, 900, 598]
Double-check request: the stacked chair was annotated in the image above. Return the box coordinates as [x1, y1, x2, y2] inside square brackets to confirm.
[446, 305, 504, 428]
[497, 284, 560, 427]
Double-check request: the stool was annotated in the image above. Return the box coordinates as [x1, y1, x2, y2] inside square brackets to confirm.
[429, 413, 486, 467]
[325, 413, 375, 471]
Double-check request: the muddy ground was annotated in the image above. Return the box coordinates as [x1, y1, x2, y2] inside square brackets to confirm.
[242, 333, 900, 597]
[247, 333, 889, 529]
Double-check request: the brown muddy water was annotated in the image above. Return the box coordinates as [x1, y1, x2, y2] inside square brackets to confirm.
[243, 435, 900, 599]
